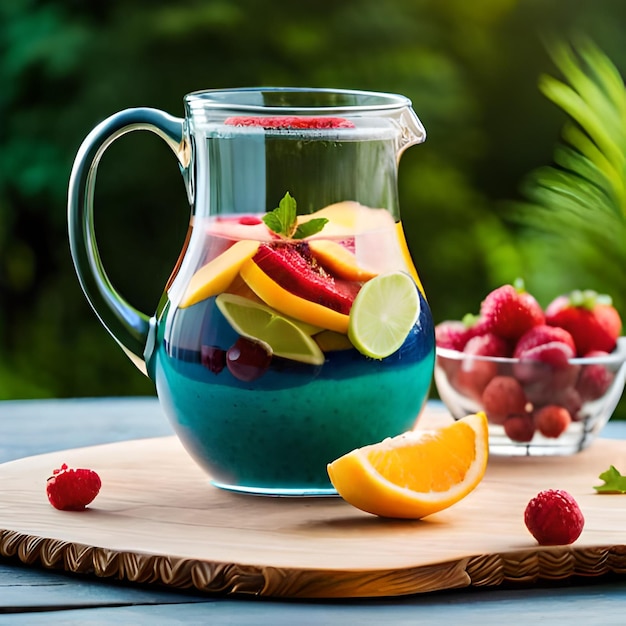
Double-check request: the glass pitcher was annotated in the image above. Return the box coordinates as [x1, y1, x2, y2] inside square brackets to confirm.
[68, 87, 435, 495]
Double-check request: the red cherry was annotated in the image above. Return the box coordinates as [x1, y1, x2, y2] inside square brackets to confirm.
[226, 338, 272, 381]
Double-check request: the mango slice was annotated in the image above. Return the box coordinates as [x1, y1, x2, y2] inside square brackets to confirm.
[180, 240, 259, 308]
[308, 240, 378, 281]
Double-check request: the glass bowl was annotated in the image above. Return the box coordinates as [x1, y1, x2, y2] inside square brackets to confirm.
[434, 337, 626, 455]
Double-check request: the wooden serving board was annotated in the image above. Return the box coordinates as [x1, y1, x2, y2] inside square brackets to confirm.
[0, 408, 625, 599]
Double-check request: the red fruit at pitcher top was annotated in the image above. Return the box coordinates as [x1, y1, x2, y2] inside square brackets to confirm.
[480, 282, 545, 341]
[545, 290, 622, 356]
[524, 489, 584, 545]
[224, 116, 355, 129]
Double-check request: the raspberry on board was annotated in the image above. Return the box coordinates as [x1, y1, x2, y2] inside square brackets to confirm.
[46, 464, 102, 511]
[524, 489, 584, 546]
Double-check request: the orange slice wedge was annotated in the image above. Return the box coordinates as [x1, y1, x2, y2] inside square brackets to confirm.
[240, 258, 351, 333]
[327, 413, 489, 519]
[179, 240, 259, 308]
[308, 240, 378, 281]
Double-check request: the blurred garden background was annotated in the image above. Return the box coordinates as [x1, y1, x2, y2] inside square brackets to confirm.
[1, 0, 625, 417]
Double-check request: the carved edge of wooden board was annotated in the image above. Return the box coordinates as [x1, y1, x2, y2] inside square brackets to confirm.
[1, 528, 625, 598]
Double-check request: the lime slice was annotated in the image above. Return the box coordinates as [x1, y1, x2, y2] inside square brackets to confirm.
[216, 293, 325, 365]
[348, 271, 420, 359]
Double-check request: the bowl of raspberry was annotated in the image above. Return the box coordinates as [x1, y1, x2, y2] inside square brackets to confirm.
[434, 283, 626, 455]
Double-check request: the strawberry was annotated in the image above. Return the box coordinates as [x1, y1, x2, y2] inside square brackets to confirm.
[46, 464, 101, 511]
[524, 489, 584, 545]
[479, 281, 545, 341]
[534, 405, 572, 438]
[545, 290, 622, 356]
[224, 116, 355, 129]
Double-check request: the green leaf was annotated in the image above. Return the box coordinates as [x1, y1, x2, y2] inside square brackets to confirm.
[263, 192, 298, 238]
[509, 37, 626, 280]
[293, 218, 329, 239]
[262, 192, 327, 239]
[594, 465, 626, 494]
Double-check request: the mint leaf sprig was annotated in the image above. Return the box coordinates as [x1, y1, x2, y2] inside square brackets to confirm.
[594, 465, 626, 494]
[263, 192, 328, 240]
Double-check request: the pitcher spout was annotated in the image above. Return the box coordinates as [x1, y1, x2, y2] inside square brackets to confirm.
[397, 107, 427, 156]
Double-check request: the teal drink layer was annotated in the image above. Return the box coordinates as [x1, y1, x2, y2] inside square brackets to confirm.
[150, 289, 434, 495]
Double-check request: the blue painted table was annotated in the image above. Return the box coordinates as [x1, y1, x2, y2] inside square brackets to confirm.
[0, 397, 625, 624]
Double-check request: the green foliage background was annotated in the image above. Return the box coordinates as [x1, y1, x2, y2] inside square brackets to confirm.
[1, 0, 625, 418]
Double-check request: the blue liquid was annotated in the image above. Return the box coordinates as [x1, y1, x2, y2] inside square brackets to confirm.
[150, 290, 435, 494]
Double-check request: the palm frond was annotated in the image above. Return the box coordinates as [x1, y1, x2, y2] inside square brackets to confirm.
[538, 37, 626, 213]
[508, 36, 626, 291]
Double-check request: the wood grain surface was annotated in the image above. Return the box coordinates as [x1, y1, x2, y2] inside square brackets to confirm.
[0, 408, 625, 599]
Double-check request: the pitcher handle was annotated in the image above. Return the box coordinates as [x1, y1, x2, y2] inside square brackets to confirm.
[67, 108, 188, 374]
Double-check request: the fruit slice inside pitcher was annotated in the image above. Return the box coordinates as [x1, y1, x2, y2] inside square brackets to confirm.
[215, 293, 325, 365]
[174, 199, 423, 364]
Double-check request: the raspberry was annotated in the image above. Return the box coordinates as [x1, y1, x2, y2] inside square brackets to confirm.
[576, 352, 615, 401]
[516, 340, 575, 368]
[513, 324, 576, 358]
[481, 376, 528, 425]
[504, 414, 536, 442]
[435, 320, 472, 351]
[549, 387, 583, 421]
[238, 216, 263, 225]
[46, 464, 102, 511]
[524, 489, 584, 545]
[464, 332, 511, 358]
[201, 345, 226, 374]
[534, 405, 572, 438]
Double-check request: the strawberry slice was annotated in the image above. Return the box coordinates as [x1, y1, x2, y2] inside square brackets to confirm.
[239, 242, 361, 333]
[252, 243, 359, 314]
[224, 116, 355, 129]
